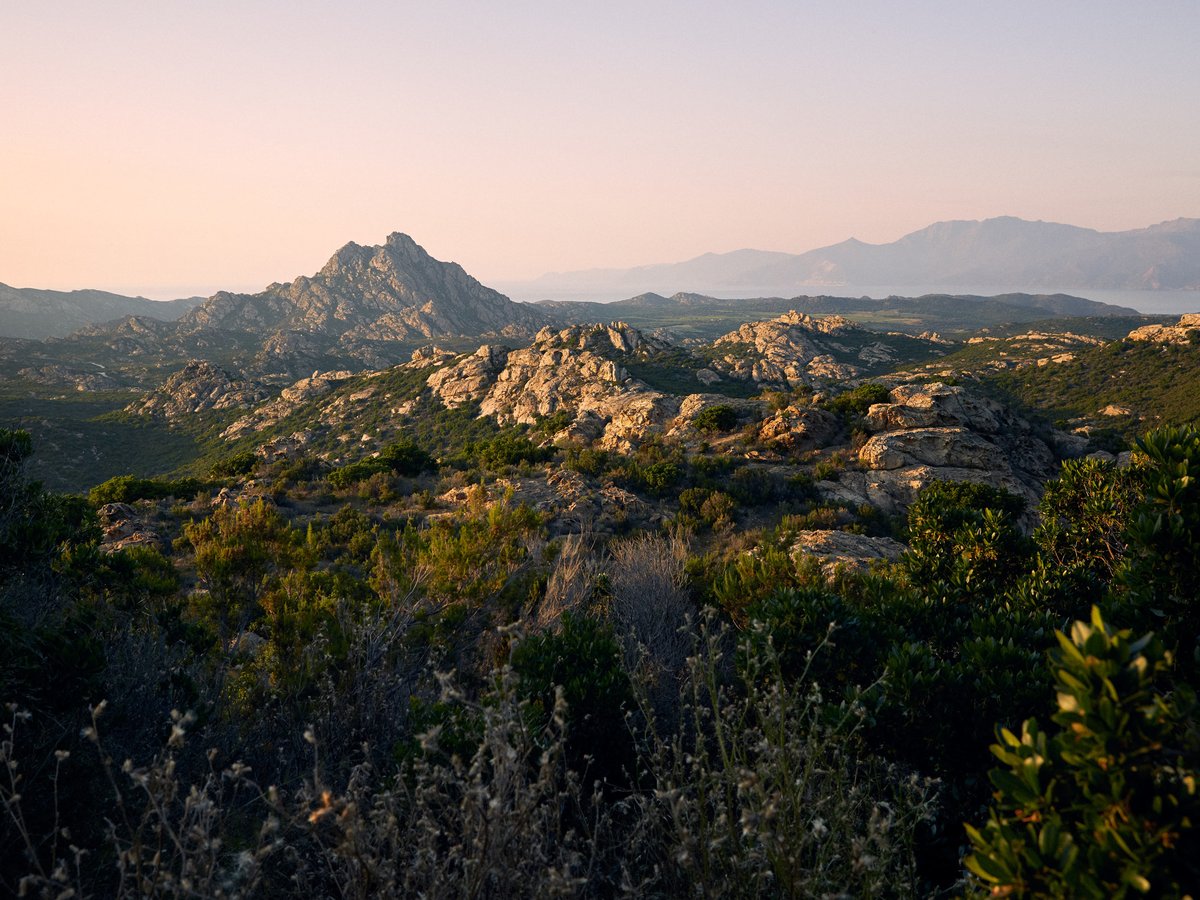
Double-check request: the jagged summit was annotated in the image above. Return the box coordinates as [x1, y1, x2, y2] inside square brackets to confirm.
[171, 232, 548, 368]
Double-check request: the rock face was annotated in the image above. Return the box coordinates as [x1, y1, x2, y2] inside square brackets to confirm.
[179, 233, 548, 363]
[1127, 314, 1200, 344]
[126, 361, 269, 422]
[97, 503, 164, 554]
[824, 382, 1058, 514]
[791, 530, 906, 575]
[757, 405, 841, 451]
[428, 323, 690, 452]
[221, 369, 357, 440]
[709, 312, 866, 387]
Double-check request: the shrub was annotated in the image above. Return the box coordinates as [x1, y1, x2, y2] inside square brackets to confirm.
[181, 500, 300, 643]
[693, 404, 740, 434]
[630, 615, 936, 897]
[640, 461, 681, 496]
[965, 607, 1200, 897]
[1120, 425, 1200, 664]
[89, 474, 205, 506]
[903, 480, 1030, 594]
[513, 613, 636, 788]
[473, 432, 552, 469]
[824, 382, 891, 419]
[328, 439, 435, 489]
[210, 450, 257, 478]
[562, 446, 612, 477]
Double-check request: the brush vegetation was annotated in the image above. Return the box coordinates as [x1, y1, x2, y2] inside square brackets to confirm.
[3, 416, 1200, 897]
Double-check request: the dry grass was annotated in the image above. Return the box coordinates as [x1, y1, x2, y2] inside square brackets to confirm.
[3, 615, 937, 899]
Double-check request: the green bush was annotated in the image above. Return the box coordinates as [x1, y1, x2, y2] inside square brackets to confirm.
[903, 480, 1030, 595]
[1120, 426, 1200, 664]
[512, 613, 636, 788]
[824, 382, 891, 419]
[472, 432, 553, 469]
[693, 404, 740, 434]
[88, 474, 205, 506]
[209, 451, 257, 478]
[966, 607, 1200, 897]
[640, 461, 681, 496]
[327, 439, 436, 489]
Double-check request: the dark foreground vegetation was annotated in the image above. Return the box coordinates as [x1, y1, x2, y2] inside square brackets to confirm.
[2, 423, 1199, 898]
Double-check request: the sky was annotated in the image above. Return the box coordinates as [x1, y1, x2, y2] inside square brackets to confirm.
[2, 1, 1198, 299]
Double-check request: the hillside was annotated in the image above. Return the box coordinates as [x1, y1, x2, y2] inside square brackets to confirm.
[0, 283, 203, 339]
[539, 290, 1140, 341]
[984, 313, 1200, 445]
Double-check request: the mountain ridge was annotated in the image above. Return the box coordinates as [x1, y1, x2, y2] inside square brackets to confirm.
[0, 283, 204, 339]
[502, 217, 1200, 299]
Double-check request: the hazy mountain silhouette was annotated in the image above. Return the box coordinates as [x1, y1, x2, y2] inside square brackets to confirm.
[0, 284, 203, 339]
[505, 217, 1200, 299]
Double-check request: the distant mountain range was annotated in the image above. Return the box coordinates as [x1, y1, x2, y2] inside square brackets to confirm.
[0, 284, 204, 339]
[501, 217, 1200, 300]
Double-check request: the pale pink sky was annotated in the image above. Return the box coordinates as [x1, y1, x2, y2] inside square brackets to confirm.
[2, 1, 1198, 298]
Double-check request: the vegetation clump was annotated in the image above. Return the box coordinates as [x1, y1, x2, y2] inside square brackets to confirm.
[4, 410, 1200, 898]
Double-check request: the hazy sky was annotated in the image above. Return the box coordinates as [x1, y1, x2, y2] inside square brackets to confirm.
[2, 1, 1198, 298]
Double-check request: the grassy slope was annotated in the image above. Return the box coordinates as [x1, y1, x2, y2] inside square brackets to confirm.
[985, 339, 1200, 442]
[0, 386, 202, 492]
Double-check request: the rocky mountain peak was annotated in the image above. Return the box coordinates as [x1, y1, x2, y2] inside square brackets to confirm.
[384, 232, 424, 253]
[169, 232, 548, 371]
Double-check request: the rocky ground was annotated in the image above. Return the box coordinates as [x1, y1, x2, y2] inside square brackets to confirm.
[45, 311, 1200, 573]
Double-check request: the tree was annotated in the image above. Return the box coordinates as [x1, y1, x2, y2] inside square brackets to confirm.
[183, 500, 299, 644]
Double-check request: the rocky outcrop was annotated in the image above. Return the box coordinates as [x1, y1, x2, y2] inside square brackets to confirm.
[666, 394, 763, 438]
[126, 361, 269, 422]
[791, 530, 906, 575]
[857, 428, 1011, 472]
[404, 345, 458, 369]
[757, 405, 841, 452]
[427, 345, 510, 408]
[709, 312, 866, 387]
[18, 364, 119, 391]
[1126, 314, 1200, 344]
[824, 382, 1057, 514]
[220, 369, 355, 439]
[97, 503, 164, 554]
[427, 323, 683, 452]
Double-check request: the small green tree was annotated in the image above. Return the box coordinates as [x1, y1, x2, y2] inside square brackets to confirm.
[965, 607, 1200, 897]
[183, 500, 299, 643]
